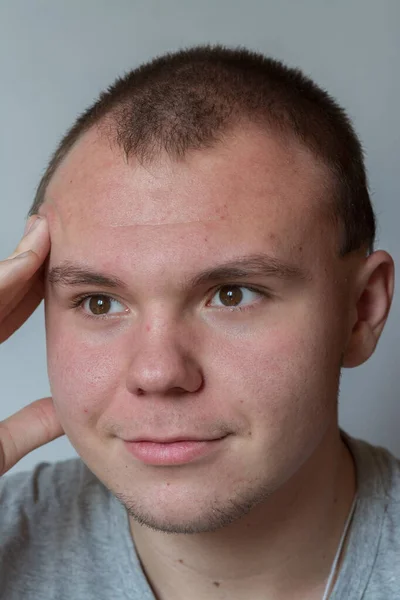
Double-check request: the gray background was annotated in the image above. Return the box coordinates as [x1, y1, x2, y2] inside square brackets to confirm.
[0, 0, 399, 475]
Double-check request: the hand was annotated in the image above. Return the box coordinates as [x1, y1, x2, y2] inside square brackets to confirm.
[0, 216, 64, 475]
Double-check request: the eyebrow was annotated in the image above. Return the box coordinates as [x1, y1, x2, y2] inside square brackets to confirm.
[47, 254, 310, 291]
[48, 263, 127, 289]
[187, 254, 310, 288]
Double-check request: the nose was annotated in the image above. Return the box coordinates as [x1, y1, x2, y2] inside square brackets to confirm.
[125, 320, 203, 397]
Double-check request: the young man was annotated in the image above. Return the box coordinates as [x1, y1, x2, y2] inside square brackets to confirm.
[0, 46, 396, 599]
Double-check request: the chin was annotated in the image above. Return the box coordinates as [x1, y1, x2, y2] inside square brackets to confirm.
[116, 496, 248, 534]
[111, 473, 274, 535]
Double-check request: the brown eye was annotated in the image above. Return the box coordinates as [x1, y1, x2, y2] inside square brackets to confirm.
[209, 285, 265, 310]
[88, 295, 112, 315]
[218, 286, 244, 307]
[79, 294, 126, 317]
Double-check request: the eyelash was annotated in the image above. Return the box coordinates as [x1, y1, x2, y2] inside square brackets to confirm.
[69, 294, 124, 320]
[211, 286, 270, 312]
[69, 285, 271, 319]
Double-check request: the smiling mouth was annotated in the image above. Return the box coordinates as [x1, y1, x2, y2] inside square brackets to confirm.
[126, 435, 226, 443]
[124, 435, 228, 466]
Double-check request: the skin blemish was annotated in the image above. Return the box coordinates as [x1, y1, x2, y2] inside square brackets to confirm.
[178, 559, 184, 564]
[146, 324, 151, 332]
[213, 581, 221, 587]
[215, 205, 228, 220]
[83, 408, 88, 413]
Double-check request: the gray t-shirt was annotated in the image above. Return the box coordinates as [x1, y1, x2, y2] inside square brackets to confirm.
[0, 431, 399, 599]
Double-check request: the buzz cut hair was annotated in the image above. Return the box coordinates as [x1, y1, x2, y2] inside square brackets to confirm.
[29, 44, 376, 255]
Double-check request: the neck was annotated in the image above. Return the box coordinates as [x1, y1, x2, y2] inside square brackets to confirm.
[130, 427, 356, 600]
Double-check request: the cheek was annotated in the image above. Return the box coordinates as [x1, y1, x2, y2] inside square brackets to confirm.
[217, 316, 342, 481]
[46, 319, 124, 424]
[223, 315, 342, 426]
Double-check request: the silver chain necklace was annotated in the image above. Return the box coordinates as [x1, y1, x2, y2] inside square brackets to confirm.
[321, 494, 357, 600]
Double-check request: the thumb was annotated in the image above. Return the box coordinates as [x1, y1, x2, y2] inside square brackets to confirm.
[0, 397, 64, 475]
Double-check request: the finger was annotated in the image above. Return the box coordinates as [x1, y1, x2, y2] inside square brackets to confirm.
[8, 215, 50, 260]
[0, 271, 41, 313]
[0, 218, 49, 318]
[0, 397, 64, 476]
[0, 252, 45, 314]
[0, 277, 44, 343]
[0, 259, 44, 328]
[0, 260, 43, 312]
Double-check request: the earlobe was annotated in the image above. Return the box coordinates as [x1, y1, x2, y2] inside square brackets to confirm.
[342, 321, 378, 368]
[342, 250, 395, 369]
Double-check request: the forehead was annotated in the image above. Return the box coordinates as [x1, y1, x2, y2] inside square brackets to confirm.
[43, 125, 331, 262]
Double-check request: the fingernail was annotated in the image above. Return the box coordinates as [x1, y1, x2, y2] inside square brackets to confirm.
[24, 216, 42, 236]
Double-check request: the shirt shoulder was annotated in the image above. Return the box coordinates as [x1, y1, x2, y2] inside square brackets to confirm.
[335, 432, 400, 599]
[0, 459, 117, 599]
[344, 432, 400, 501]
[0, 457, 110, 528]
[0, 457, 90, 504]
[0, 459, 154, 600]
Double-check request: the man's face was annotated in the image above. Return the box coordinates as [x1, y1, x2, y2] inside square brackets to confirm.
[43, 125, 354, 533]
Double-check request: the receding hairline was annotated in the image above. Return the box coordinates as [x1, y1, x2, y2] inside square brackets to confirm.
[30, 44, 375, 256]
[41, 114, 340, 241]
[34, 82, 341, 215]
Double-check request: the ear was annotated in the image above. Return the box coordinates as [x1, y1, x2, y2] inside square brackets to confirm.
[343, 250, 395, 368]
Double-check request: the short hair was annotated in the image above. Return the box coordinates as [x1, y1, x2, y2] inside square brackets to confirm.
[29, 44, 376, 255]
